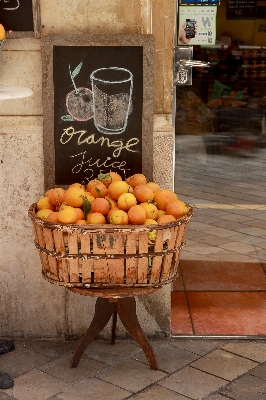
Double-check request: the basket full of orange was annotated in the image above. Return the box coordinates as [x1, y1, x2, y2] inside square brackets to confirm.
[28, 172, 193, 288]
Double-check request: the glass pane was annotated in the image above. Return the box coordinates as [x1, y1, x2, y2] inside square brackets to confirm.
[173, 2, 266, 337]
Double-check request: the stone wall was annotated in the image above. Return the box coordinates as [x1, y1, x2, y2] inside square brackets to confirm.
[0, 0, 176, 339]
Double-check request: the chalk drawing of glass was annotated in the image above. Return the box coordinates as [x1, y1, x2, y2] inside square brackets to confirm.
[90, 67, 133, 135]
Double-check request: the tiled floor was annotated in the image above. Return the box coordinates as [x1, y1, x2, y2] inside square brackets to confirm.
[1, 338, 266, 399]
[172, 135, 266, 336]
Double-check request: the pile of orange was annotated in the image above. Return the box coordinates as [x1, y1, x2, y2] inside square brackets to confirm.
[35, 172, 189, 226]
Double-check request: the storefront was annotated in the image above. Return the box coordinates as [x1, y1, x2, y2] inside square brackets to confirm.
[172, 0, 266, 336]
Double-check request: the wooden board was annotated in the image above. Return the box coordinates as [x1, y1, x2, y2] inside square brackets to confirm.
[42, 34, 154, 191]
[0, 0, 41, 38]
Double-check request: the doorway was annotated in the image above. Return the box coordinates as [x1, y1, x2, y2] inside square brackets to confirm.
[172, 1, 266, 336]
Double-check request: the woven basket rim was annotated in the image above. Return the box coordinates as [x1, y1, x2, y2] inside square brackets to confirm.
[28, 203, 194, 233]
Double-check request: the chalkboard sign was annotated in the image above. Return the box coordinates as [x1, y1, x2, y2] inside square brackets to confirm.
[226, 0, 257, 20]
[42, 34, 154, 191]
[0, 0, 40, 38]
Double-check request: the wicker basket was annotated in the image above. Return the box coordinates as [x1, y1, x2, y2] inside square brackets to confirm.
[28, 204, 193, 289]
[176, 118, 214, 135]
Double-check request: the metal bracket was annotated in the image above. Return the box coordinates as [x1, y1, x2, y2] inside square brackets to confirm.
[173, 46, 210, 86]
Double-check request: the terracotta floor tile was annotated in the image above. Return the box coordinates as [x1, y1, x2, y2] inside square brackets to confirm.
[171, 292, 193, 335]
[186, 292, 266, 335]
[180, 261, 266, 291]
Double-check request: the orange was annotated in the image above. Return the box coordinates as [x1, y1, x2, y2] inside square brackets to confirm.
[127, 205, 146, 225]
[0, 24, 6, 41]
[106, 206, 120, 223]
[46, 188, 66, 206]
[86, 179, 101, 192]
[86, 212, 106, 224]
[165, 200, 188, 219]
[89, 182, 108, 198]
[157, 214, 176, 225]
[36, 209, 53, 220]
[83, 192, 95, 203]
[65, 186, 86, 207]
[126, 173, 147, 188]
[44, 188, 53, 198]
[58, 205, 78, 224]
[109, 209, 129, 225]
[99, 171, 122, 187]
[156, 210, 166, 220]
[133, 184, 154, 203]
[143, 218, 158, 225]
[108, 181, 132, 200]
[37, 197, 55, 211]
[46, 211, 60, 223]
[173, 192, 179, 201]
[153, 189, 176, 211]
[74, 207, 84, 220]
[105, 195, 117, 209]
[91, 198, 110, 215]
[76, 220, 87, 225]
[117, 193, 137, 211]
[139, 202, 158, 220]
[68, 182, 86, 191]
[147, 181, 160, 193]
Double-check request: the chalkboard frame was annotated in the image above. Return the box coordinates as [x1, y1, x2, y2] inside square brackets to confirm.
[1, 0, 41, 38]
[42, 34, 155, 191]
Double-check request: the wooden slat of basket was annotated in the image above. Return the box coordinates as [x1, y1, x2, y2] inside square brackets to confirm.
[93, 234, 108, 283]
[35, 223, 46, 247]
[34, 224, 50, 276]
[53, 230, 66, 253]
[106, 234, 125, 284]
[80, 234, 93, 282]
[57, 259, 69, 282]
[125, 234, 137, 284]
[170, 222, 187, 277]
[149, 229, 164, 284]
[176, 223, 186, 247]
[53, 230, 69, 282]
[68, 233, 79, 283]
[43, 227, 59, 280]
[160, 226, 177, 282]
[137, 232, 149, 283]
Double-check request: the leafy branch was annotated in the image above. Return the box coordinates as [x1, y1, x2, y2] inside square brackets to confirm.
[69, 62, 83, 94]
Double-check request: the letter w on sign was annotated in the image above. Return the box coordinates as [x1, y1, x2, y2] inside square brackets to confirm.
[202, 17, 211, 28]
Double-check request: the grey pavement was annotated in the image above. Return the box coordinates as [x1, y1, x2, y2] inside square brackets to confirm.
[1, 337, 266, 399]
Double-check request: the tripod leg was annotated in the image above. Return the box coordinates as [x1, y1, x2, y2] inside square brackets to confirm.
[111, 303, 117, 345]
[117, 297, 158, 370]
[70, 298, 114, 368]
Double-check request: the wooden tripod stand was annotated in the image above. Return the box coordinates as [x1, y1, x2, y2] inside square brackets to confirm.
[68, 286, 161, 370]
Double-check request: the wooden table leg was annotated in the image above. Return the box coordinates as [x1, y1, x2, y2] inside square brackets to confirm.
[70, 298, 114, 368]
[70, 294, 158, 371]
[111, 303, 117, 345]
[117, 297, 158, 370]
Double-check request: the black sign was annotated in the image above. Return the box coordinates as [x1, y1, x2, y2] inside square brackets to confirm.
[0, 0, 40, 37]
[180, 0, 220, 5]
[226, 0, 257, 20]
[42, 35, 154, 190]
